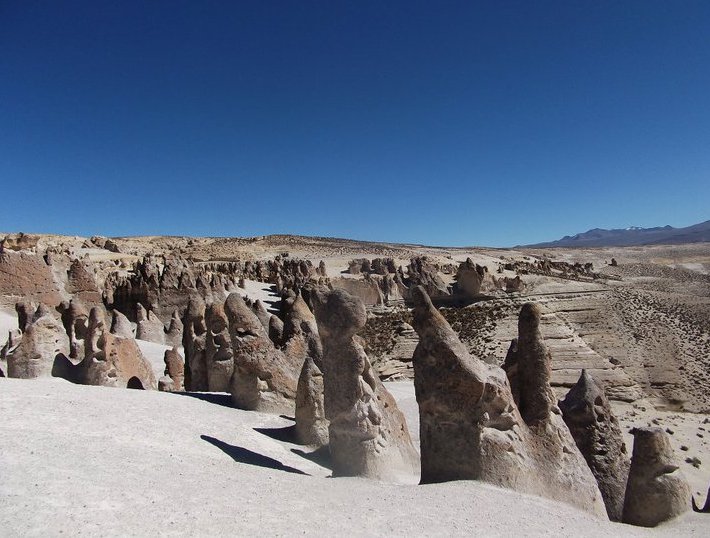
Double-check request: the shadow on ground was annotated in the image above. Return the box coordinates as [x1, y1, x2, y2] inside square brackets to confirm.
[254, 424, 298, 443]
[174, 392, 237, 408]
[201, 435, 309, 476]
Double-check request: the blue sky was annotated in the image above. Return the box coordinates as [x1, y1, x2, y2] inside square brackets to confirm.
[1, 1, 709, 247]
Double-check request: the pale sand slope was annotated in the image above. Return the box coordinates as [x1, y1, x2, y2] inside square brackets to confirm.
[0, 308, 17, 347]
[2, 378, 708, 536]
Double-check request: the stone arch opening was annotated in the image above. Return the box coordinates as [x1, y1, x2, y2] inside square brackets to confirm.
[127, 376, 144, 390]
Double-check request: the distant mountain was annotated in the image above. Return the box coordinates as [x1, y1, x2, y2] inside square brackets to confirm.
[521, 219, 710, 248]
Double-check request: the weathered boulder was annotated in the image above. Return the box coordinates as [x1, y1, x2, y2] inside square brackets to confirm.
[182, 294, 208, 391]
[251, 299, 271, 332]
[406, 257, 449, 299]
[268, 315, 284, 346]
[313, 288, 418, 481]
[165, 309, 183, 347]
[330, 276, 384, 306]
[204, 301, 234, 391]
[66, 258, 103, 308]
[560, 370, 630, 521]
[110, 309, 134, 339]
[455, 259, 487, 298]
[622, 427, 690, 527]
[295, 356, 329, 446]
[224, 293, 298, 413]
[159, 347, 185, 392]
[6, 307, 70, 379]
[135, 303, 165, 344]
[58, 299, 89, 359]
[411, 287, 606, 516]
[280, 294, 328, 446]
[16, 301, 35, 332]
[516, 303, 555, 424]
[81, 307, 157, 389]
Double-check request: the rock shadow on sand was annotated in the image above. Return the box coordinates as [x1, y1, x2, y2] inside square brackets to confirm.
[200, 435, 308, 476]
[253, 424, 298, 443]
[175, 392, 237, 408]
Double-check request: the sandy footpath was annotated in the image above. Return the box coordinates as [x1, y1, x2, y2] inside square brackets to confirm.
[1, 378, 708, 536]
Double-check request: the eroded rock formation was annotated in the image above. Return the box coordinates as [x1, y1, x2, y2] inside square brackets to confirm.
[81, 307, 156, 389]
[205, 301, 234, 391]
[411, 287, 606, 516]
[622, 427, 690, 527]
[560, 370, 630, 521]
[314, 288, 418, 481]
[224, 292, 298, 413]
[135, 303, 165, 344]
[159, 347, 185, 392]
[7, 305, 70, 379]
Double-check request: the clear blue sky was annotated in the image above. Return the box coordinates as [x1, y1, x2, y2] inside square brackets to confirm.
[1, 1, 709, 247]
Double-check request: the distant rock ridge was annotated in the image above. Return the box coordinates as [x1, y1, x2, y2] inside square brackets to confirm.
[522, 219, 710, 248]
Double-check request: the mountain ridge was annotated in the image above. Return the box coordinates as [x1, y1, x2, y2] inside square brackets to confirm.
[521, 219, 710, 248]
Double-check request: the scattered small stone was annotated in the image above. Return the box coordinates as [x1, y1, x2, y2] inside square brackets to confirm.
[680, 445, 689, 451]
[665, 428, 674, 435]
[685, 457, 702, 468]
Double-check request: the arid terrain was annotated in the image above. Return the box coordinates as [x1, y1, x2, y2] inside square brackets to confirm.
[1, 231, 709, 535]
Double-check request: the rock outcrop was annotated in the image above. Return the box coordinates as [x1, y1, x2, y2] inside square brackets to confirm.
[58, 299, 89, 359]
[110, 310, 134, 339]
[411, 287, 606, 516]
[135, 303, 165, 344]
[622, 427, 691, 527]
[280, 293, 328, 446]
[65, 258, 103, 308]
[204, 301, 234, 391]
[81, 307, 157, 389]
[158, 347, 185, 392]
[182, 295, 208, 391]
[6, 306, 70, 379]
[0, 251, 62, 309]
[224, 293, 298, 413]
[165, 310, 183, 347]
[560, 370, 630, 521]
[313, 288, 418, 481]
[515, 303, 555, 424]
[295, 356, 329, 446]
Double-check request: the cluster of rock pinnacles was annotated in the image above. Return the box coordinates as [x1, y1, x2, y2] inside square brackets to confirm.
[1, 285, 701, 526]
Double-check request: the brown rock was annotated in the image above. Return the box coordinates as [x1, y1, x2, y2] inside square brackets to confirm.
[159, 347, 185, 392]
[205, 301, 234, 391]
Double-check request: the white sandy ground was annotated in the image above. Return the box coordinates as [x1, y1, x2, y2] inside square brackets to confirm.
[1, 378, 709, 537]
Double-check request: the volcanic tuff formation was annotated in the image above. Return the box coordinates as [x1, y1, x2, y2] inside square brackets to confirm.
[411, 286, 606, 516]
[560, 370, 630, 521]
[622, 427, 691, 527]
[314, 288, 419, 481]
